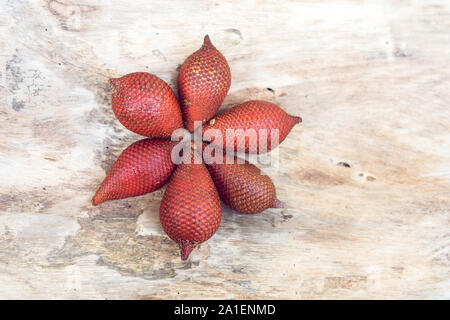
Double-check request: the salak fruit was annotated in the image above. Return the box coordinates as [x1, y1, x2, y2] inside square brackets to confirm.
[110, 72, 183, 137]
[92, 138, 177, 206]
[159, 148, 222, 260]
[203, 100, 301, 153]
[204, 147, 284, 214]
[178, 35, 231, 132]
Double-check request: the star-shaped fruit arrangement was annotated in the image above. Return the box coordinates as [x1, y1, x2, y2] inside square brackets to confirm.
[93, 35, 302, 260]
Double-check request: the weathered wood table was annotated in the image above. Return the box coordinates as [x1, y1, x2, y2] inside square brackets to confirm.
[0, 0, 449, 299]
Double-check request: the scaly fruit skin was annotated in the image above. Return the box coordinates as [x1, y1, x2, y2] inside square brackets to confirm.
[92, 138, 177, 206]
[203, 100, 301, 154]
[160, 150, 222, 260]
[110, 72, 183, 137]
[178, 35, 231, 132]
[203, 147, 284, 214]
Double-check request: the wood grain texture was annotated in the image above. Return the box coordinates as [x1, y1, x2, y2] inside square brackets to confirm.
[0, 0, 449, 299]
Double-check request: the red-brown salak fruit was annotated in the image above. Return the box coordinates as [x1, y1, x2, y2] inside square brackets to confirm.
[92, 138, 177, 206]
[110, 72, 183, 137]
[160, 147, 222, 260]
[203, 100, 301, 154]
[178, 35, 231, 132]
[203, 145, 285, 214]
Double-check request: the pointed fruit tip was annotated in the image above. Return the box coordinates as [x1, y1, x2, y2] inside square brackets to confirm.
[92, 192, 104, 206]
[272, 198, 286, 208]
[203, 34, 212, 47]
[109, 78, 118, 87]
[180, 241, 196, 260]
[109, 78, 119, 93]
[293, 116, 302, 124]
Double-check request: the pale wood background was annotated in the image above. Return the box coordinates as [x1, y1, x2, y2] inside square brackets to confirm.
[0, 0, 449, 299]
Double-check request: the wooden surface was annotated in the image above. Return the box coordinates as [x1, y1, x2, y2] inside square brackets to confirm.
[1, 0, 449, 299]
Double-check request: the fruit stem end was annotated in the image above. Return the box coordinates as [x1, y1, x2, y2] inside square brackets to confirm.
[203, 35, 212, 47]
[180, 241, 196, 260]
[272, 198, 286, 208]
[293, 116, 302, 124]
[92, 193, 103, 206]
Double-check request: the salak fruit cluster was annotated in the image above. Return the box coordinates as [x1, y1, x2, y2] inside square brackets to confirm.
[93, 35, 302, 260]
